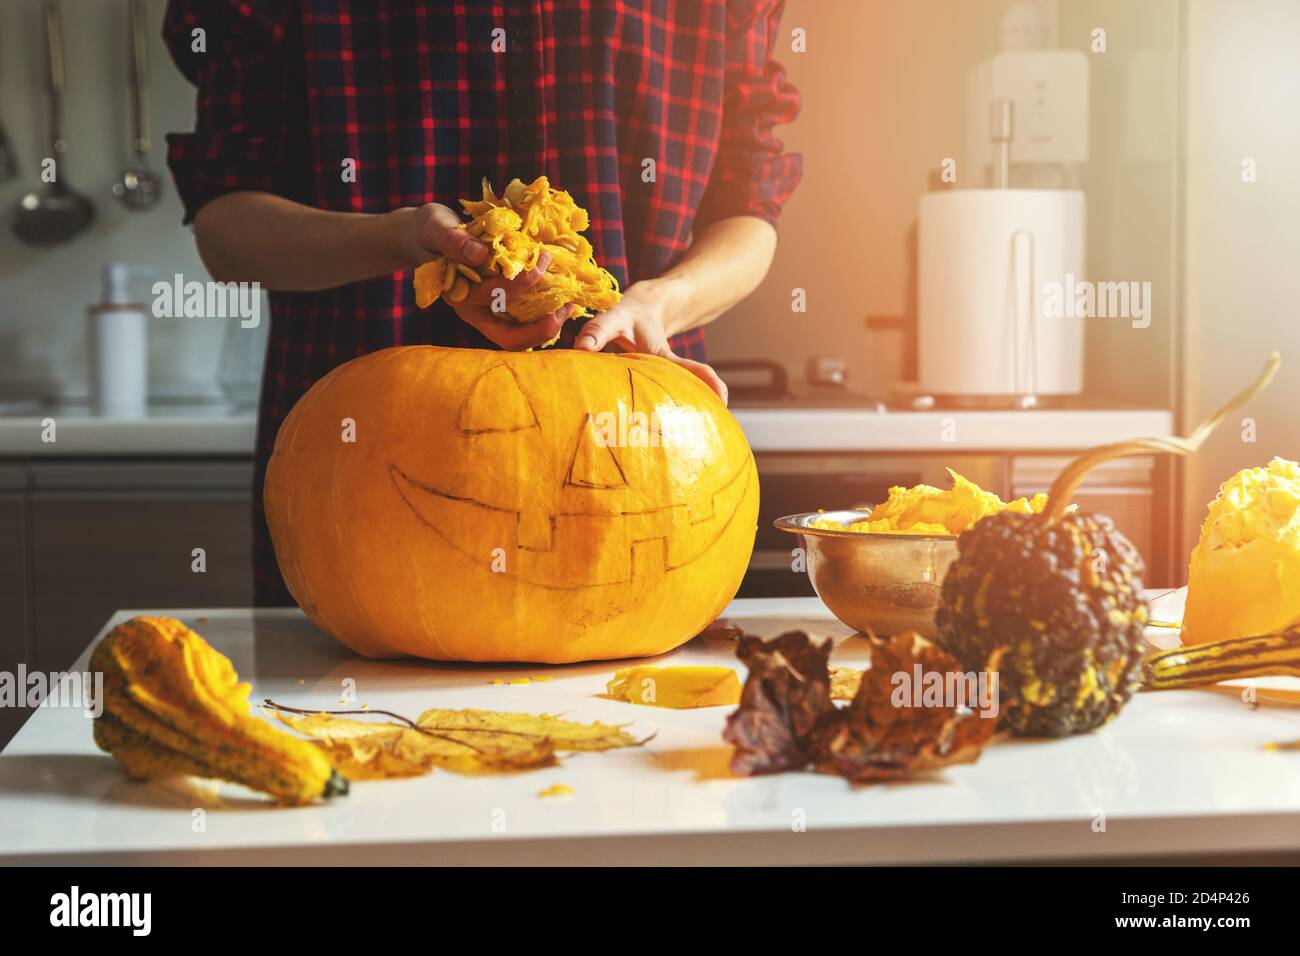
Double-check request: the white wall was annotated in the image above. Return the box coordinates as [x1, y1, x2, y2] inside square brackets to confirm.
[0, 0, 226, 400]
[716, 0, 1182, 404]
[1181, 0, 1300, 569]
[710, 0, 1011, 390]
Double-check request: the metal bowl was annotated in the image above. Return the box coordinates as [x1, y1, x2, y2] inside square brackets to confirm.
[774, 511, 959, 639]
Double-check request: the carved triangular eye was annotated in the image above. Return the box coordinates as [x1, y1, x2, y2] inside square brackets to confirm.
[566, 415, 627, 489]
[458, 364, 538, 434]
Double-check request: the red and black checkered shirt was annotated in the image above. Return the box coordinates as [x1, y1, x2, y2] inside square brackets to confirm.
[163, 0, 802, 604]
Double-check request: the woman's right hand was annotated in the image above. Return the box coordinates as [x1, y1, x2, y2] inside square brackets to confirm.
[399, 203, 569, 350]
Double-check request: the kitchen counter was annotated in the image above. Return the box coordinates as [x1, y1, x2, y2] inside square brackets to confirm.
[0, 404, 1173, 456]
[732, 406, 1174, 452]
[3, 596, 1298, 866]
[0, 403, 257, 457]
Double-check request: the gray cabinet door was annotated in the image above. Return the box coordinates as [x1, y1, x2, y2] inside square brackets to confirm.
[0, 467, 31, 746]
[28, 461, 255, 673]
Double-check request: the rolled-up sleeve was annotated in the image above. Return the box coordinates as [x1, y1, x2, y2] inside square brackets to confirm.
[695, 0, 803, 231]
[163, 0, 287, 224]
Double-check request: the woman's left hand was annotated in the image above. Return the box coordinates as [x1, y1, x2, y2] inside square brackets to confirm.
[572, 280, 729, 403]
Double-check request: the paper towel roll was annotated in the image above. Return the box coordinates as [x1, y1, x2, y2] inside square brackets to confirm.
[918, 189, 1085, 397]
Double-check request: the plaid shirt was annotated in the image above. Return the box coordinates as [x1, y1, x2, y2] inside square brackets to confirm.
[163, 0, 802, 605]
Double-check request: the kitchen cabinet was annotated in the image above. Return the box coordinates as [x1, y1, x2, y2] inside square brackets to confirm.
[0, 459, 254, 747]
[0, 467, 31, 746]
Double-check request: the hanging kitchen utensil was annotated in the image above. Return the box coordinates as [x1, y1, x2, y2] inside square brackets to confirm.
[0, 8, 19, 182]
[112, 0, 162, 209]
[11, 1, 95, 245]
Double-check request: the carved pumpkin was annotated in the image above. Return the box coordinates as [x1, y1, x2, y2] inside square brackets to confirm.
[264, 346, 758, 663]
[1182, 457, 1300, 645]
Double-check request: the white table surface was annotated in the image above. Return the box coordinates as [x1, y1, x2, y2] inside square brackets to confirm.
[3, 596, 1298, 866]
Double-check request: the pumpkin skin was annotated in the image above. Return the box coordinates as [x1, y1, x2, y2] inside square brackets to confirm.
[264, 345, 758, 663]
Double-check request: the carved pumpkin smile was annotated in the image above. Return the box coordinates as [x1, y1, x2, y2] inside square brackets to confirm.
[389, 453, 754, 590]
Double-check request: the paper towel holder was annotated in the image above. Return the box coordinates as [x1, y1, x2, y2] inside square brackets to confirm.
[916, 188, 1086, 406]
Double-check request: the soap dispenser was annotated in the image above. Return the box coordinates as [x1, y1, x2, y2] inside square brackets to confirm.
[87, 262, 149, 417]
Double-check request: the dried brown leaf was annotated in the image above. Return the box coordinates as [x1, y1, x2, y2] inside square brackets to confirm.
[696, 619, 745, 641]
[814, 636, 1004, 782]
[723, 632, 1004, 782]
[723, 631, 837, 775]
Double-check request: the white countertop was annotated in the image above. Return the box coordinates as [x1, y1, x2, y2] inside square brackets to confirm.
[0, 405, 1173, 457]
[0, 403, 257, 457]
[732, 407, 1174, 453]
[3, 596, 1298, 865]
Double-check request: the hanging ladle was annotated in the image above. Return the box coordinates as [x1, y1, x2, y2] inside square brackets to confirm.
[11, 1, 95, 245]
[112, 0, 162, 209]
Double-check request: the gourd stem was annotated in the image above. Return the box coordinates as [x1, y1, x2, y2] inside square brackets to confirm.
[1044, 352, 1282, 523]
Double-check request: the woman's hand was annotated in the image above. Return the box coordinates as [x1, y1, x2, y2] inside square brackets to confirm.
[401, 203, 571, 350]
[573, 280, 729, 403]
[570, 216, 777, 403]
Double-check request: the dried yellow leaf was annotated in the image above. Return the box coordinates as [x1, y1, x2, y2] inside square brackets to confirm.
[415, 708, 637, 753]
[273, 713, 446, 779]
[606, 665, 741, 709]
[273, 706, 638, 779]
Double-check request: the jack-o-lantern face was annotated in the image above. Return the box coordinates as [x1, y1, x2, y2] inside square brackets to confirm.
[264, 346, 758, 663]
